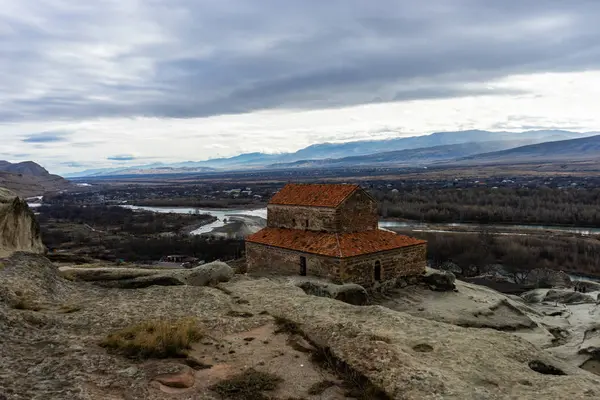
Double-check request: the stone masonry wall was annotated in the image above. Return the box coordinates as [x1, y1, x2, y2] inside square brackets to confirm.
[246, 242, 342, 281]
[340, 244, 427, 286]
[267, 204, 338, 232]
[335, 190, 378, 233]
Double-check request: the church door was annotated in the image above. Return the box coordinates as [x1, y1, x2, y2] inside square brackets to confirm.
[299, 256, 307, 276]
[374, 261, 382, 281]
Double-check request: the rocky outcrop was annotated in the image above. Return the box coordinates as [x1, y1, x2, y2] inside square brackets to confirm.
[60, 261, 234, 289]
[231, 279, 600, 399]
[2, 254, 600, 399]
[0, 189, 45, 258]
[296, 281, 369, 305]
[521, 288, 596, 305]
[420, 268, 456, 291]
[524, 268, 572, 288]
[544, 289, 596, 304]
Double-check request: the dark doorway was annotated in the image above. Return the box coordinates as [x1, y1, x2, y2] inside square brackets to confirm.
[300, 256, 307, 276]
[374, 261, 381, 281]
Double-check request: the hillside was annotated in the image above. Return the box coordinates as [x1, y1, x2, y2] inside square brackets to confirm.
[66, 129, 596, 177]
[454, 134, 600, 165]
[268, 140, 530, 168]
[0, 161, 71, 197]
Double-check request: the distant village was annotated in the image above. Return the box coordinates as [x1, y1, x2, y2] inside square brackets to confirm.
[47, 173, 598, 207]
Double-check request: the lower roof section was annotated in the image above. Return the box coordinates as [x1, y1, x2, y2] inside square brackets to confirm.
[246, 227, 426, 258]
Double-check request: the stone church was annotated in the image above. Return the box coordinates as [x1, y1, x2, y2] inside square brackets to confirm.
[246, 183, 426, 286]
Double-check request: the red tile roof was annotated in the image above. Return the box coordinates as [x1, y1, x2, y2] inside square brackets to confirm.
[246, 228, 426, 258]
[269, 183, 360, 207]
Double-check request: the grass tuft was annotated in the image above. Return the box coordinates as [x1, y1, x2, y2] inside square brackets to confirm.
[100, 318, 203, 359]
[209, 368, 283, 400]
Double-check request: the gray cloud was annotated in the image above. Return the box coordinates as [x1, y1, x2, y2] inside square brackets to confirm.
[21, 131, 71, 143]
[1, 0, 600, 122]
[107, 154, 136, 161]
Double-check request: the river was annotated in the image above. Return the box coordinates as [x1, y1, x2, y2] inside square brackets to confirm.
[120, 205, 600, 236]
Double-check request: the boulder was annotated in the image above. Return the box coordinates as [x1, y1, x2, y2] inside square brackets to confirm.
[438, 261, 462, 276]
[177, 261, 234, 286]
[420, 268, 456, 291]
[543, 289, 596, 305]
[521, 289, 547, 304]
[297, 281, 368, 306]
[524, 269, 572, 288]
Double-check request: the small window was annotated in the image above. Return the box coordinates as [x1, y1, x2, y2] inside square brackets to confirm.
[374, 261, 381, 281]
[292, 218, 296, 226]
[305, 219, 309, 228]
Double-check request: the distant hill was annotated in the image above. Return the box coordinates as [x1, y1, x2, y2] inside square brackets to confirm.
[268, 140, 533, 168]
[0, 161, 50, 177]
[0, 161, 71, 197]
[66, 129, 597, 177]
[453, 134, 600, 165]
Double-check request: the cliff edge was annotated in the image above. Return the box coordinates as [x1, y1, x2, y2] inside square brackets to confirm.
[0, 188, 45, 258]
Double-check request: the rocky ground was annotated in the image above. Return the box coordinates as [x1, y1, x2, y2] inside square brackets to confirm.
[2, 253, 600, 399]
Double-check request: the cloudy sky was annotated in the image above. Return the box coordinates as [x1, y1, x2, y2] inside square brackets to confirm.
[2, 0, 600, 174]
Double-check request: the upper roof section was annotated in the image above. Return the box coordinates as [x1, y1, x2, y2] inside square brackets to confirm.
[268, 183, 361, 208]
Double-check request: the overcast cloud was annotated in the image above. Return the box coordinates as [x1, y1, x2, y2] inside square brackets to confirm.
[2, 0, 600, 173]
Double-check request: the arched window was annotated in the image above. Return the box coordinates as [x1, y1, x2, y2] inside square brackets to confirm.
[374, 261, 382, 281]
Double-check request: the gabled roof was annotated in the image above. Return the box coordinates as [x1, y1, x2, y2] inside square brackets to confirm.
[269, 183, 361, 208]
[246, 228, 426, 258]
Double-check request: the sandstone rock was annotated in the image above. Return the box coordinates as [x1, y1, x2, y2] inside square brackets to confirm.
[521, 289, 547, 304]
[59, 261, 234, 289]
[177, 261, 234, 286]
[230, 279, 600, 399]
[296, 281, 368, 305]
[153, 367, 195, 389]
[421, 268, 456, 291]
[0, 189, 45, 258]
[543, 289, 596, 304]
[524, 268, 572, 288]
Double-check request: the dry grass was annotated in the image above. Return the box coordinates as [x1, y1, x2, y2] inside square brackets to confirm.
[100, 318, 203, 359]
[59, 304, 82, 313]
[209, 368, 283, 400]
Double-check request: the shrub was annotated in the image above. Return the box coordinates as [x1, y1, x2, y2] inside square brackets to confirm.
[209, 368, 283, 400]
[100, 318, 203, 358]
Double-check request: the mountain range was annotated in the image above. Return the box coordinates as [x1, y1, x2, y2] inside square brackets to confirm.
[65, 129, 597, 177]
[453, 134, 600, 165]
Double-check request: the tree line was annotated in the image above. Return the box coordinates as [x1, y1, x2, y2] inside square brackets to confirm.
[373, 187, 600, 226]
